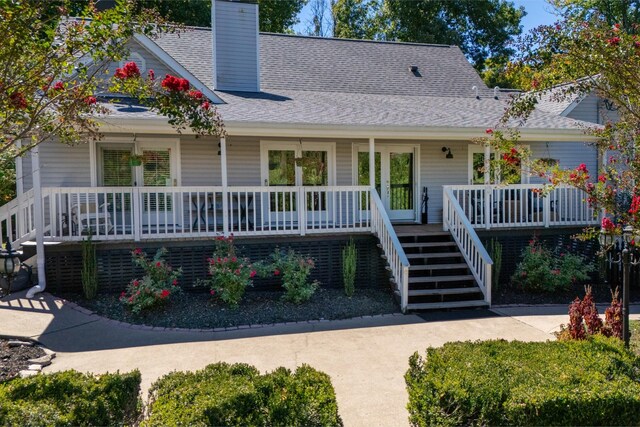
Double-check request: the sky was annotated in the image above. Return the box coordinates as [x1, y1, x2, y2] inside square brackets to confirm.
[294, 0, 559, 36]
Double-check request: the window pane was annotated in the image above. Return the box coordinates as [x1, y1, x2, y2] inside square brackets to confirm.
[301, 151, 328, 186]
[268, 150, 295, 186]
[102, 149, 133, 186]
[358, 152, 381, 195]
[389, 152, 413, 210]
[143, 150, 171, 186]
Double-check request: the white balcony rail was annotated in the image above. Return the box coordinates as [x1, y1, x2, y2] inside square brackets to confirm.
[0, 189, 36, 247]
[444, 184, 598, 229]
[370, 190, 410, 312]
[443, 187, 493, 304]
[35, 186, 372, 241]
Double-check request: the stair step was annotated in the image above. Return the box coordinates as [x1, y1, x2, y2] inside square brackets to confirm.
[409, 287, 482, 297]
[409, 275, 475, 284]
[406, 252, 463, 259]
[396, 231, 450, 237]
[406, 300, 489, 311]
[410, 263, 468, 270]
[401, 242, 456, 248]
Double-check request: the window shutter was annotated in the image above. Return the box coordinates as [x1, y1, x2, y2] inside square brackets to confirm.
[102, 149, 133, 186]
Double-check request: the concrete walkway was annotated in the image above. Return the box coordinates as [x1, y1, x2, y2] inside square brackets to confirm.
[1, 292, 639, 427]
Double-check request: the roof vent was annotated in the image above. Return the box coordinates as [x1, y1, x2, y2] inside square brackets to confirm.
[409, 65, 421, 77]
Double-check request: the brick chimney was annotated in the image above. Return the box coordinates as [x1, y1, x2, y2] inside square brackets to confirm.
[212, 0, 260, 92]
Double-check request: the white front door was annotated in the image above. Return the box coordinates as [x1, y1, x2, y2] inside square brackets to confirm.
[136, 141, 179, 229]
[357, 145, 418, 221]
[260, 141, 335, 226]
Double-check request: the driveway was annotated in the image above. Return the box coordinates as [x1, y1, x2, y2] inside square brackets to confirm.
[2, 292, 637, 427]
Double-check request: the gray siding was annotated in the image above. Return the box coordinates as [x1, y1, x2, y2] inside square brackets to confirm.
[23, 141, 91, 190]
[567, 94, 599, 124]
[529, 141, 598, 184]
[214, 0, 259, 92]
[180, 137, 220, 185]
[103, 39, 176, 85]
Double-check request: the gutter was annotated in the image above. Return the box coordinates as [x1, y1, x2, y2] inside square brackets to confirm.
[97, 117, 600, 142]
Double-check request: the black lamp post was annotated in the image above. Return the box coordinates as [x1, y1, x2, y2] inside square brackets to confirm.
[0, 238, 22, 296]
[600, 226, 636, 347]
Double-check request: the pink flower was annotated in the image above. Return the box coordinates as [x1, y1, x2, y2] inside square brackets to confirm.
[53, 81, 64, 91]
[201, 101, 210, 110]
[188, 89, 203, 99]
[608, 36, 621, 46]
[172, 279, 178, 286]
[485, 128, 493, 134]
[85, 96, 97, 105]
[160, 289, 170, 298]
[156, 261, 162, 267]
[231, 257, 237, 263]
[133, 248, 143, 255]
[250, 270, 256, 278]
[210, 289, 215, 295]
[148, 69, 155, 80]
[274, 269, 280, 276]
[598, 175, 607, 183]
[120, 291, 126, 298]
[133, 280, 139, 287]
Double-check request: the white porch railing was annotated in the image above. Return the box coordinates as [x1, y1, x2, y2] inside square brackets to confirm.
[443, 187, 493, 304]
[370, 190, 410, 312]
[38, 185, 372, 241]
[0, 189, 36, 247]
[444, 184, 598, 229]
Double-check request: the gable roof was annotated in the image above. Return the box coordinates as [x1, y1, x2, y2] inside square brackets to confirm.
[104, 27, 594, 137]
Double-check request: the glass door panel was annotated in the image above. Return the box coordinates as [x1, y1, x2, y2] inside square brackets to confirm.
[357, 152, 381, 195]
[389, 152, 413, 211]
[268, 149, 296, 212]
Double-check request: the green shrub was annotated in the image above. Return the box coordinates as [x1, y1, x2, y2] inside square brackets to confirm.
[405, 337, 640, 426]
[0, 370, 141, 426]
[81, 235, 98, 300]
[266, 248, 319, 303]
[144, 362, 342, 427]
[511, 237, 594, 292]
[342, 238, 357, 297]
[121, 247, 182, 313]
[205, 236, 256, 307]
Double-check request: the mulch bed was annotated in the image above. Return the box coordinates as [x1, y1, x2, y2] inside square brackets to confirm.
[59, 287, 399, 329]
[493, 281, 640, 306]
[0, 339, 45, 382]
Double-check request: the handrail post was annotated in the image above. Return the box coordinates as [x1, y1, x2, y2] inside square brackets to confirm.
[485, 185, 491, 230]
[133, 187, 141, 241]
[485, 263, 492, 306]
[544, 192, 551, 227]
[220, 137, 229, 237]
[401, 265, 409, 313]
[442, 190, 449, 231]
[299, 186, 306, 236]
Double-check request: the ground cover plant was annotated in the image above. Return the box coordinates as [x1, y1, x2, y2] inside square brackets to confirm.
[120, 248, 182, 314]
[405, 337, 640, 426]
[143, 362, 343, 426]
[0, 370, 141, 426]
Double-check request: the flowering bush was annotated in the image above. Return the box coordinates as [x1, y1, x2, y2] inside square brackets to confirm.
[120, 248, 182, 314]
[511, 237, 594, 292]
[557, 286, 623, 341]
[266, 249, 318, 304]
[206, 236, 255, 307]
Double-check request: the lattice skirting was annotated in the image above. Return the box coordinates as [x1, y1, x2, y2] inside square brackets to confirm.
[43, 234, 387, 294]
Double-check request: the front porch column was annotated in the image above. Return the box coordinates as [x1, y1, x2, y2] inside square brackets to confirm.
[26, 145, 46, 298]
[484, 143, 491, 229]
[220, 136, 229, 237]
[369, 137, 375, 194]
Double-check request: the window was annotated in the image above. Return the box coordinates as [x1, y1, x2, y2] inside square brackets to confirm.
[101, 148, 133, 186]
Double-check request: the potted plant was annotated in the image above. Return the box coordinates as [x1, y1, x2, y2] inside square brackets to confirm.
[129, 154, 143, 166]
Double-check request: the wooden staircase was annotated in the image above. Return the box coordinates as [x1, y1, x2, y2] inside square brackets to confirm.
[396, 229, 488, 311]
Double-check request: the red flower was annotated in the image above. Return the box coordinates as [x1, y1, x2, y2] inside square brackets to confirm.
[210, 289, 215, 295]
[156, 261, 162, 267]
[576, 163, 588, 173]
[148, 69, 155, 80]
[601, 216, 616, 232]
[188, 89, 203, 99]
[161, 74, 190, 92]
[201, 101, 210, 110]
[120, 291, 126, 298]
[9, 92, 27, 109]
[598, 175, 607, 183]
[608, 36, 621, 46]
[160, 289, 170, 298]
[133, 248, 143, 255]
[52, 81, 65, 91]
[85, 96, 97, 105]
[115, 62, 140, 80]
[133, 280, 139, 287]
[485, 128, 493, 134]
[172, 279, 178, 286]
[274, 269, 280, 276]
[629, 195, 640, 215]
[250, 270, 256, 278]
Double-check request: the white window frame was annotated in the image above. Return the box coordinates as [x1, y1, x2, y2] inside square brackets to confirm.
[259, 140, 336, 187]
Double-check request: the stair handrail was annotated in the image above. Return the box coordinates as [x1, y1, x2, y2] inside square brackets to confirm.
[0, 188, 36, 247]
[370, 189, 410, 312]
[443, 186, 493, 304]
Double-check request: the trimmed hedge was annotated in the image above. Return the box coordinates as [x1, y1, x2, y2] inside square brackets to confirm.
[144, 362, 343, 426]
[406, 337, 640, 426]
[0, 370, 141, 426]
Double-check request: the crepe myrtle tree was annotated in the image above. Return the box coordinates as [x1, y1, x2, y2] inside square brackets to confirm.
[479, 8, 640, 240]
[0, 0, 225, 187]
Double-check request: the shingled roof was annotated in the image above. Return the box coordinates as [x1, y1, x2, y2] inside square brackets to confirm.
[134, 28, 593, 133]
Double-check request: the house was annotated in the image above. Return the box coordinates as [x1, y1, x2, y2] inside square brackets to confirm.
[3, 0, 600, 311]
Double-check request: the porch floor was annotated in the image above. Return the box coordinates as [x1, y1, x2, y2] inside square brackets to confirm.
[394, 223, 445, 235]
